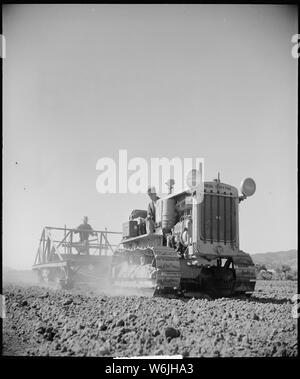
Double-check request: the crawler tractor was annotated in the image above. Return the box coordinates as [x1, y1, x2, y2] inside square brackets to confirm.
[111, 175, 257, 298]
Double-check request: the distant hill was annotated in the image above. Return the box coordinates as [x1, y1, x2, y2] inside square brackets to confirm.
[251, 249, 297, 270]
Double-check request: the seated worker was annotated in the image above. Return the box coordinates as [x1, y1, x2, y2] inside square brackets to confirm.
[74, 216, 95, 254]
[146, 186, 160, 234]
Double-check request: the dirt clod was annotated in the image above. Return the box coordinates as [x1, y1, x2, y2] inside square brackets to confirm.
[165, 326, 180, 341]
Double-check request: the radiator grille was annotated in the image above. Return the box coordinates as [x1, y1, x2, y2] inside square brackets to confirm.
[200, 192, 236, 244]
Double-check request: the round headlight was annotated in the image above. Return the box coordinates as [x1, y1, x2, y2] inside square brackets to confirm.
[240, 177, 256, 197]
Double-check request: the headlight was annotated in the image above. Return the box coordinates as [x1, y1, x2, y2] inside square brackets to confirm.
[240, 177, 256, 197]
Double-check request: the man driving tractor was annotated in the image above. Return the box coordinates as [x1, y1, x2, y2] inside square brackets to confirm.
[146, 186, 160, 234]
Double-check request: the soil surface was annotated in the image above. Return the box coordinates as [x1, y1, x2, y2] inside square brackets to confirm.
[2, 280, 298, 357]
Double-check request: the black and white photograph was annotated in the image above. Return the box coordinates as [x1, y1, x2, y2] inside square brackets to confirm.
[1, 3, 298, 362]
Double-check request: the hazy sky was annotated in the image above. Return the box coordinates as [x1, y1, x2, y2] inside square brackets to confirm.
[3, 4, 298, 269]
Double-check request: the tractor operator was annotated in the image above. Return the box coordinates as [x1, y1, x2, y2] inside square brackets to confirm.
[74, 216, 95, 254]
[146, 186, 160, 233]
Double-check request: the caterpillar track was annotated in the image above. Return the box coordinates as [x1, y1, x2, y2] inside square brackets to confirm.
[111, 247, 256, 298]
[111, 247, 181, 296]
